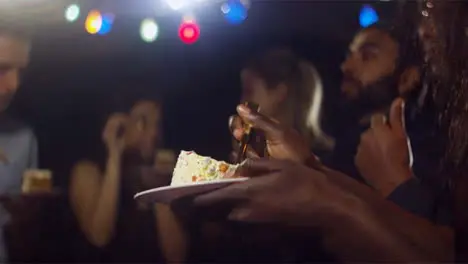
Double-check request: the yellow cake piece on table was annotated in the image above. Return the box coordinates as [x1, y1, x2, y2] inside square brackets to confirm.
[171, 151, 239, 186]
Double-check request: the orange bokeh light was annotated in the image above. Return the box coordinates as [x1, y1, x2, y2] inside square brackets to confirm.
[85, 10, 103, 34]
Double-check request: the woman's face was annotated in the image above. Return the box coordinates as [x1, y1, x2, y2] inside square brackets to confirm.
[240, 69, 282, 116]
[124, 101, 161, 153]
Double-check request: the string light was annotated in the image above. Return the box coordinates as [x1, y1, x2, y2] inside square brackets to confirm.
[222, 0, 248, 25]
[165, 0, 187, 10]
[98, 13, 115, 35]
[140, 19, 159, 43]
[85, 10, 103, 35]
[359, 5, 379, 28]
[65, 4, 80, 22]
[179, 20, 200, 44]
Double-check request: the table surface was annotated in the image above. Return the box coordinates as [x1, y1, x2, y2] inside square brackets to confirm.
[2, 191, 73, 262]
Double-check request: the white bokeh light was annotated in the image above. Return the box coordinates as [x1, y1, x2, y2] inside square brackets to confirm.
[221, 3, 230, 14]
[140, 19, 159, 43]
[165, 0, 187, 10]
[65, 4, 80, 22]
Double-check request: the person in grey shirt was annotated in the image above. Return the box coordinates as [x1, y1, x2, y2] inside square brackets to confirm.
[0, 24, 37, 262]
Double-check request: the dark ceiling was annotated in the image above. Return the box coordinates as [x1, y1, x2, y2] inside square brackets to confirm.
[1, 0, 399, 64]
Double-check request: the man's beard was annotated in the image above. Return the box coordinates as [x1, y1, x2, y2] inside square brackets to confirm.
[0, 93, 14, 112]
[340, 74, 399, 123]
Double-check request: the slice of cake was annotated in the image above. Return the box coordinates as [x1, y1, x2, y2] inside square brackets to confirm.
[171, 151, 239, 186]
[22, 169, 53, 194]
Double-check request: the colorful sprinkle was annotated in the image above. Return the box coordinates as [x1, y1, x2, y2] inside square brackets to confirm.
[219, 163, 228, 173]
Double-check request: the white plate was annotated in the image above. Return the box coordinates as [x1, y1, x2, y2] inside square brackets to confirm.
[134, 178, 248, 204]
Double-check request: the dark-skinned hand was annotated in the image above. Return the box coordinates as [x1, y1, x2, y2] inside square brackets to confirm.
[194, 158, 356, 226]
[229, 104, 311, 164]
[355, 98, 413, 197]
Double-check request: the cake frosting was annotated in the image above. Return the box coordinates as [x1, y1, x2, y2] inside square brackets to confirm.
[171, 150, 239, 186]
[22, 169, 53, 193]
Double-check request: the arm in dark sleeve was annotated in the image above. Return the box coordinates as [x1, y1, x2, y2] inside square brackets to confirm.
[387, 177, 437, 221]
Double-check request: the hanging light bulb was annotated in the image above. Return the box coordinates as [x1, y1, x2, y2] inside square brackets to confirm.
[222, 0, 248, 25]
[359, 5, 379, 28]
[65, 4, 80, 22]
[179, 20, 200, 44]
[140, 18, 159, 43]
[98, 13, 115, 35]
[85, 10, 103, 35]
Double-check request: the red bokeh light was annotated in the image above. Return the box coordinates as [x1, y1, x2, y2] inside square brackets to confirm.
[178, 22, 200, 44]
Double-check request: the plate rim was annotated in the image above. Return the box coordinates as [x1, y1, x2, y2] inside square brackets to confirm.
[134, 177, 249, 199]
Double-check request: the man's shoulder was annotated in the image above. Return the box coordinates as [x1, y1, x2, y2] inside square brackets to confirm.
[0, 116, 37, 169]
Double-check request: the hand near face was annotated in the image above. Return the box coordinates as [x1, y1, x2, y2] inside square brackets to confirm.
[102, 113, 129, 154]
[355, 98, 413, 197]
[194, 158, 350, 226]
[230, 104, 311, 164]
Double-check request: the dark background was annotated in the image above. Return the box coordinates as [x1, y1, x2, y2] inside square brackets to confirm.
[6, 0, 398, 189]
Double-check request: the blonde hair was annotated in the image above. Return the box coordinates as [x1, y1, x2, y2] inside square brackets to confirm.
[246, 48, 334, 151]
[299, 61, 335, 151]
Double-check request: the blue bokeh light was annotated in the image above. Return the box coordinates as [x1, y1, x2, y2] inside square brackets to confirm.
[222, 0, 247, 25]
[359, 5, 379, 28]
[98, 14, 114, 35]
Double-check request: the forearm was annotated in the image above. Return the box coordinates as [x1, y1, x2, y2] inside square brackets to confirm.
[320, 167, 454, 262]
[321, 206, 428, 262]
[154, 203, 189, 263]
[88, 153, 122, 247]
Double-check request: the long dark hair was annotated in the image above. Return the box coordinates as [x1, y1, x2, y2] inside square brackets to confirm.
[411, 1, 468, 260]
[414, 1, 468, 180]
[85, 90, 162, 169]
[245, 48, 333, 150]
